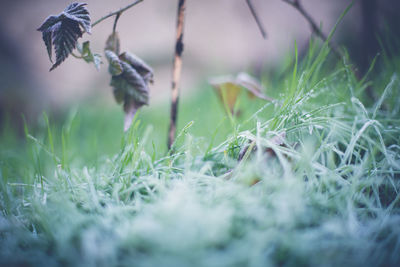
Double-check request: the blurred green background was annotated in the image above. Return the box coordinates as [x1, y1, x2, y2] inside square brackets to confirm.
[1, 0, 399, 136]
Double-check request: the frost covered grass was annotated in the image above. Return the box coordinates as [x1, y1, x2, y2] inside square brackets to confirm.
[1, 41, 400, 267]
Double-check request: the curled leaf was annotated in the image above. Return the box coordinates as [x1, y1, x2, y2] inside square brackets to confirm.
[110, 61, 149, 107]
[110, 61, 150, 131]
[37, 2, 91, 71]
[236, 72, 273, 101]
[105, 50, 123, 76]
[209, 72, 273, 114]
[209, 75, 241, 113]
[105, 32, 120, 54]
[119, 52, 154, 84]
[104, 33, 154, 131]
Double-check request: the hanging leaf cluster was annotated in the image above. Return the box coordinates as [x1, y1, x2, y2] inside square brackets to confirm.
[104, 32, 154, 131]
[37, 2, 91, 71]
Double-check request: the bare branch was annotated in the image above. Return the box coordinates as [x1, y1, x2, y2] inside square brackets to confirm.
[246, 0, 267, 39]
[281, 0, 342, 59]
[282, 0, 377, 101]
[168, 0, 187, 150]
[91, 0, 144, 28]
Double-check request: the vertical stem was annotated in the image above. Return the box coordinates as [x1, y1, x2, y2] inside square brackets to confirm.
[113, 12, 121, 33]
[123, 105, 138, 132]
[168, 0, 186, 149]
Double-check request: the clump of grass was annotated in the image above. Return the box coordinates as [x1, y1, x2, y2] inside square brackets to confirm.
[1, 39, 400, 267]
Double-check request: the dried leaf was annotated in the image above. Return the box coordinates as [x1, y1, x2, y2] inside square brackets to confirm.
[238, 131, 287, 161]
[104, 33, 154, 131]
[110, 61, 149, 107]
[209, 72, 274, 115]
[37, 2, 91, 71]
[236, 72, 273, 101]
[105, 32, 120, 54]
[105, 50, 123, 76]
[265, 131, 287, 157]
[119, 52, 154, 84]
[269, 131, 286, 146]
[109, 61, 150, 131]
[209, 76, 241, 113]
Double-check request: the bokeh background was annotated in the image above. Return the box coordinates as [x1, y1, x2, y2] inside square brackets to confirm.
[0, 0, 399, 130]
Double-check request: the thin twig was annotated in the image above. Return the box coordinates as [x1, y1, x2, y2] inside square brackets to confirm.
[91, 0, 144, 27]
[246, 0, 267, 39]
[282, 0, 376, 101]
[281, 0, 342, 59]
[168, 0, 187, 150]
[113, 12, 121, 33]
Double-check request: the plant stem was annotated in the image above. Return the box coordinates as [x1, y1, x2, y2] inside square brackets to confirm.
[91, 0, 144, 28]
[71, 52, 84, 59]
[124, 103, 138, 132]
[113, 13, 121, 33]
[168, 0, 186, 150]
[246, 0, 267, 39]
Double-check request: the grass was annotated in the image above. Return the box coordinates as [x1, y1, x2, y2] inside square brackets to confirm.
[1, 39, 400, 267]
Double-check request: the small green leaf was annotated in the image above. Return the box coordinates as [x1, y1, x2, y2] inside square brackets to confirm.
[92, 54, 102, 70]
[77, 41, 102, 70]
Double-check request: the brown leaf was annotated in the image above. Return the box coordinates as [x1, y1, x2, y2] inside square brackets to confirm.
[110, 61, 149, 107]
[105, 50, 123, 76]
[119, 52, 154, 84]
[209, 72, 273, 115]
[104, 32, 154, 131]
[236, 72, 273, 101]
[209, 76, 241, 113]
[265, 131, 286, 157]
[238, 131, 287, 161]
[105, 32, 120, 54]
